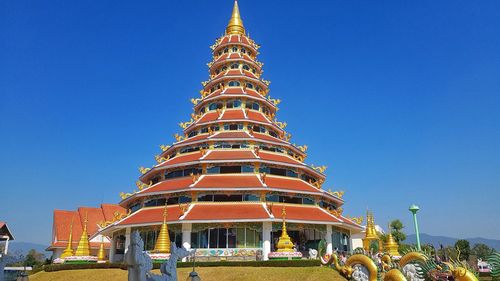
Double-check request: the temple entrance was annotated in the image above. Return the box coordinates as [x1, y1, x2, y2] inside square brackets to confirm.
[271, 227, 324, 254]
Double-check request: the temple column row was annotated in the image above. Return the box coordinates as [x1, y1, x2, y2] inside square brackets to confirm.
[113, 222, 337, 262]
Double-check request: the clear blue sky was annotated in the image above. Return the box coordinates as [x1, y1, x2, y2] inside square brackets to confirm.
[1, 1, 499, 245]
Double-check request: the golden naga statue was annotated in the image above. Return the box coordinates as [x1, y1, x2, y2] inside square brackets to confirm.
[324, 250, 480, 281]
[293, 154, 305, 162]
[328, 189, 344, 199]
[267, 95, 281, 106]
[328, 207, 343, 217]
[190, 98, 202, 105]
[174, 133, 185, 142]
[155, 154, 169, 164]
[345, 215, 364, 225]
[179, 119, 194, 129]
[159, 144, 171, 152]
[296, 144, 308, 153]
[308, 178, 324, 189]
[119, 192, 134, 200]
[135, 180, 152, 191]
[274, 120, 287, 129]
[98, 210, 131, 228]
[138, 166, 151, 174]
[311, 165, 327, 174]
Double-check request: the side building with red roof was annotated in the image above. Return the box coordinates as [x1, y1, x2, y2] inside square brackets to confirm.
[48, 1, 363, 262]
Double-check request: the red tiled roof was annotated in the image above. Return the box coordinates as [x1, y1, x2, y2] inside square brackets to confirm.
[210, 131, 250, 139]
[197, 112, 219, 123]
[101, 204, 127, 222]
[221, 109, 245, 120]
[258, 151, 301, 165]
[203, 150, 256, 161]
[0, 221, 14, 240]
[193, 175, 263, 188]
[270, 204, 342, 223]
[252, 133, 287, 143]
[247, 111, 270, 123]
[226, 69, 241, 76]
[158, 151, 202, 167]
[51, 204, 126, 248]
[118, 206, 182, 226]
[264, 176, 319, 193]
[223, 88, 244, 95]
[183, 204, 270, 221]
[139, 177, 194, 195]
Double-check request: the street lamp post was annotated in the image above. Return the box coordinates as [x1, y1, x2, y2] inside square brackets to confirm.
[409, 204, 421, 251]
[186, 249, 201, 281]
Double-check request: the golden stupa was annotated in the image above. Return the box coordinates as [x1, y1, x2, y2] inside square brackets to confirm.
[362, 211, 382, 252]
[153, 204, 171, 253]
[75, 212, 90, 256]
[276, 205, 294, 252]
[226, 1, 245, 35]
[60, 217, 74, 258]
[97, 237, 106, 261]
[384, 224, 399, 256]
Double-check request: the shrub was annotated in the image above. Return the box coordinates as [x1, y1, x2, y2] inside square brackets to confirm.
[43, 259, 321, 272]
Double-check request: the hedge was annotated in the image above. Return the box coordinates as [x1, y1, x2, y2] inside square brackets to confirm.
[43, 259, 321, 272]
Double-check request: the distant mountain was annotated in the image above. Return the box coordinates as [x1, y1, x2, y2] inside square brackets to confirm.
[406, 233, 500, 250]
[6, 241, 50, 258]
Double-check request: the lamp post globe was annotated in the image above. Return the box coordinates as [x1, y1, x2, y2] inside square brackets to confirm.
[409, 204, 420, 214]
[186, 271, 201, 281]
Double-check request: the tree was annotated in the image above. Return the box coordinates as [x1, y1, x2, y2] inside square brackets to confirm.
[23, 249, 45, 268]
[471, 243, 494, 260]
[454, 240, 471, 261]
[389, 219, 407, 243]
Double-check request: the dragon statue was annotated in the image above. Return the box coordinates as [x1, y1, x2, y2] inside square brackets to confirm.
[322, 249, 480, 281]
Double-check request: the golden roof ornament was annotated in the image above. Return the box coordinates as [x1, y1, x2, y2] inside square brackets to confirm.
[362, 211, 382, 252]
[61, 216, 75, 258]
[276, 205, 294, 252]
[226, 1, 245, 35]
[153, 204, 171, 253]
[75, 212, 91, 256]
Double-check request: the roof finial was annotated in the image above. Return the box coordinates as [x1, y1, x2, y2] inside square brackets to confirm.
[226, 1, 245, 35]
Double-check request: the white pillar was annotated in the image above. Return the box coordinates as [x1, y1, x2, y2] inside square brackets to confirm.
[109, 234, 116, 263]
[182, 223, 192, 262]
[124, 227, 131, 254]
[326, 225, 333, 255]
[4, 238, 9, 255]
[262, 221, 272, 261]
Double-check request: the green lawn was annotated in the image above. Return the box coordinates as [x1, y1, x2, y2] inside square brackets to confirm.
[30, 267, 345, 281]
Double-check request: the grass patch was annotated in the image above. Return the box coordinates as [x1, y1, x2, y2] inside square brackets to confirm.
[30, 267, 345, 281]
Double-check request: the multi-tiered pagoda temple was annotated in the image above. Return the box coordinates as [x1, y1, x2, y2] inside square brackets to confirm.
[49, 1, 363, 262]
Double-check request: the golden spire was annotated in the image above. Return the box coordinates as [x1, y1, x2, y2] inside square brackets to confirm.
[226, 0, 245, 35]
[276, 205, 294, 252]
[75, 212, 91, 256]
[61, 216, 75, 258]
[364, 211, 379, 240]
[97, 236, 106, 261]
[384, 223, 399, 256]
[153, 204, 171, 253]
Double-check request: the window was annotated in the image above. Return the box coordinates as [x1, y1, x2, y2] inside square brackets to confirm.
[213, 194, 243, 202]
[270, 167, 286, 176]
[232, 46, 238, 52]
[265, 194, 279, 202]
[191, 227, 261, 249]
[241, 48, 246, 54]
[201, 127, 209, 133]
[286, 169, 298, 178]
[207, 166, 220, 174]
[246, 102, 260, 110]
[242, 64, 250, 71]
[209, 102, 223, 110]
[145, 198, 166, 207]
[223, 47, 229, 53]
[198, 194, 214, 202]
[244, 194, 260, 201]
[228, 228, 237, 248]
[269, 130, 278, 138]
[188, 130, 198, 138]
[224, 123, 242, 131]
[129, 202, 142, 213]
[280, 196, 302, 204]
[228, 81, 240, 87]
[226, 99, 242, 108]
[303, 197, 315, 205]
[221, 66, 227, 71]
[220, 166, 242, 173]
[246, 83, 254, 89]
[230, 63, 239, 69]
[247, 51, 253, 57]
[242, 165, 254, 173]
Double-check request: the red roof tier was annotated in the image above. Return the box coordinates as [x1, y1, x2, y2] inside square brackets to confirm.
[183, 203, 269, 221]
[118, 206, 182, 226]
[202, 150, 256, 161]
[193, 174, 263, 189]
[264, 176, 319, 193]
[270, 204, 342, 223]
